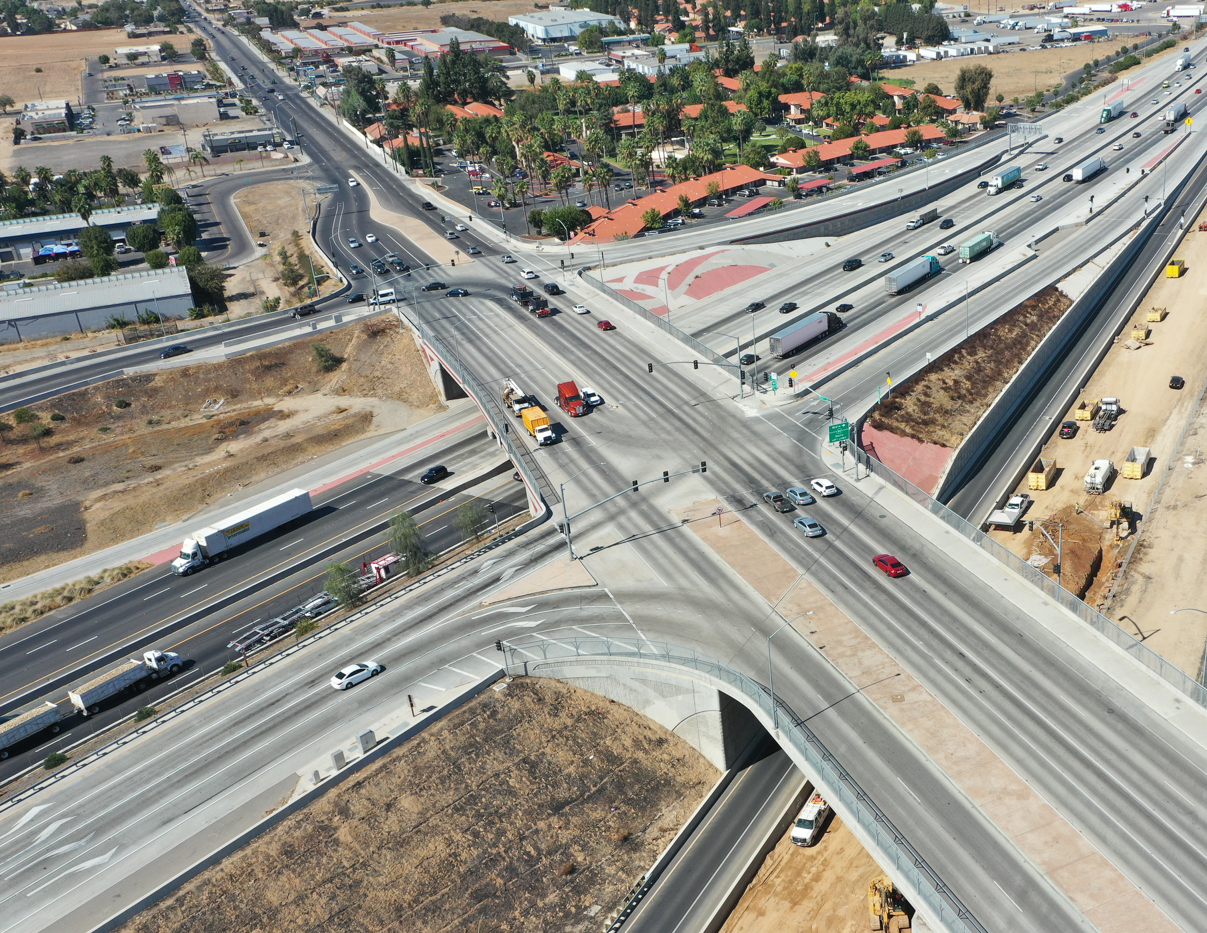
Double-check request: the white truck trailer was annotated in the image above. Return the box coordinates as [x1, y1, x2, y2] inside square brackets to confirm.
[0, 700, 73, 759]
[68, 650, 184, 715]
[768, 312, 841, 358]
[172, 489, 313, 575]
[1070, 156, 1106, 183]
[883, 255, 942, 295]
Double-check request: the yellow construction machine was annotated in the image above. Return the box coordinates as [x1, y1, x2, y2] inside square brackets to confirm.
[869, 875, 911, 932]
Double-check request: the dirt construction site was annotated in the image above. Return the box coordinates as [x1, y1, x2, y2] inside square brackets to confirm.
[0, 319, 442, 584]
[986, 202, 1207, 679]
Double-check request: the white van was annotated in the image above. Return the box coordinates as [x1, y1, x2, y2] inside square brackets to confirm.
[790, 792, 831, 846]
[369, 286, 396, 304]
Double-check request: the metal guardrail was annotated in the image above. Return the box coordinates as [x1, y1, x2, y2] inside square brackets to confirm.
[853, 445, 1207, 707]
[512, 635, 990, 933]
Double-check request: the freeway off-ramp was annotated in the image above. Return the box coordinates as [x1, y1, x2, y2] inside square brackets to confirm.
[3, 12, 1207, 933]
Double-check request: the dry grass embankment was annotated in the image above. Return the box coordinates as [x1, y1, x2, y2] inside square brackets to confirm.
[866, 285, 1071, 449]
[120, 677, 719, 933]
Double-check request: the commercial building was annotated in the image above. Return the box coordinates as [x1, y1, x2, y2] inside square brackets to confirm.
[0, 268, 193, 344]
[507, 9, 626, 41]
[115, 44, 164, 63]
[202, 126, 284, 153]
[0, 204, 161, 264]
[143, 70, 209, 93]
[134, 94, 222, 126]
[379, 28, 512, 57]
[20, 100, 74, 135]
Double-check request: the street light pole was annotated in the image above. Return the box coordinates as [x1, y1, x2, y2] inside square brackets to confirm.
[560, 462, 606, 559]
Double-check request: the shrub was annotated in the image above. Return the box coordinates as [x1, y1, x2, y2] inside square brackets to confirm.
[311, 342, 342, 372]
[67, 455, 84, 464]
[558, 861, 576, 876]
[221, 660, 242, 675]
[12, 407, 37, 424]
[49, 412, 65, 422]
[134, 706, 157, 722]
[113, 398, 131, 409]
[98, 426, 111, 433]
[294, 619, 317, 639]
[43, 751, 67, 769]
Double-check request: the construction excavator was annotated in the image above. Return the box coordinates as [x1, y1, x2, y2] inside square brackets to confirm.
[869, 875, 911, 932]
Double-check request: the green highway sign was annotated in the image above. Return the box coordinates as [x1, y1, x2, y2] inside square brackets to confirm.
[828, 421, 851, 444]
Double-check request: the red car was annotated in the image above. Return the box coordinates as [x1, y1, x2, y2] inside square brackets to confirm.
[872, 554, 908, 577]
[597, 320, 616, 331]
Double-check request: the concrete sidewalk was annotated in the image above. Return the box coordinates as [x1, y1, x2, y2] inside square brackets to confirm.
[0, 401, 486, 605]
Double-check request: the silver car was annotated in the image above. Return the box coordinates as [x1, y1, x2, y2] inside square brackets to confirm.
[785, 487, 815, 506]
[793, 516, 824, 537]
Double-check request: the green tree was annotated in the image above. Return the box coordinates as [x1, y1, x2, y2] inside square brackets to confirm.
[954, 64, 994, 113]
[577, 24, 603, 52]
[528, 208, 545, 234]
[177, 245, 203, 267]
[145, 249, 169, 269]
[785, 176, 800, 198]
[158, 205, 198, 247]
[849, 138, 871, 159]
[641, 207, 664, 231]
[904, 127, 924, 148]
[803, 148, 823, 171]
[12, 407, 37, 424]
[190, 38, 207, 60]
[388, 509, 432, 577]
[97, 54, 110, 65]
[262, 296, 281, 313]
[27, 423, 52, 447]
[186, 261, 227, 309]
[323, 561, 364, 610]
[541, 206, 590, 240]
[311, 342, 341, 371]
[677, 193, 692, 219]
[740, 142, 770, 169]
[79, 225, 115, 263]
[454, 501, 488, 543]
[159, 41, 178, 62]
[0, 94, 13, 114]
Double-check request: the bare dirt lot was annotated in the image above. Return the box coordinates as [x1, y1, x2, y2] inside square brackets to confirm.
[120, 677, 719, 933]
[0, 28, 126, 106]
[227, 181, 340, 317]
[720, 815, 882, 933]
[890, 41, 1183, 104]
[866, 285, 1071, 449]
[0, 320, 442, 582]
[989, 203, 1207, 676]
[308, 0, 542, 33]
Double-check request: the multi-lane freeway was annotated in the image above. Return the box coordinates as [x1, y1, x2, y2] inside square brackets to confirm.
[2, 11, 1207, 933]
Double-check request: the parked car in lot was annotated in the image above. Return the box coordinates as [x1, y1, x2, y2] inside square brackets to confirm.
[421, 465, 449, 484]
[810, 478, 839, 497]
[763, 491, 792, 513]
[872, 554, 908, 577]
[785, 487, 815, 506]
[329, 661, 383, 690]
[159, 345, 191, 359]
[1059, 421, 1078, 438]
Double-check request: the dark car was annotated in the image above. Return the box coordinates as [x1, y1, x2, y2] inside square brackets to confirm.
[779, 301, 798, 314]
[1132, 131, 1142, 138]
[544, 282, 562, 295]
[1095, 126, 1106, 134]
[421, 201, 435, 210]
[977, 180, 990, 189]
[743, 301, 765, 313]
[763, 491, 793, 513]
[371, 261, 387, 275]
[349, 263, 364, 275]
[1059, 421, 1078, 439]
[939, 218, 955, 229]
[1170, 375, 1186, 390]
[835, 303, 854, 313]
[842, 258, 863, 271]
[291, 304, 317, 318]
[420, 465, 449, 484]
[159, 345, 191, 359]
[422, 281, 447, 291]
[446, 287, 469, 297]
[739, 353, 759, 365]
[1062, 173, 1074, 182]
[1054, 136, 1063, 144]
[872, 554, 908, 577]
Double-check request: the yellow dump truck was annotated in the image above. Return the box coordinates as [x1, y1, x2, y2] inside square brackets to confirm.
[1166, 259, 1185, 278]
[1028, 457, 1057, 490]
[520, 405, 556, 446]
[1075, 399, 1099, 421]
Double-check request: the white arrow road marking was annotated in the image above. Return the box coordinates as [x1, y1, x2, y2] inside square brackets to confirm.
[475, 559, 500, 574]
[0, 806, 52, 842]
[470, 605, 535, 619]
[499, 568, 518, 583]
[5, 834, 95, 879]
[27, 847, 119, 897]
[0, 820, 72, 871]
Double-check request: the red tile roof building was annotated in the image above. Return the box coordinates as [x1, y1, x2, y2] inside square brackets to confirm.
[771, 124, 948, 171]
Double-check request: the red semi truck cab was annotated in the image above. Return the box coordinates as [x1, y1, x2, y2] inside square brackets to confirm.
[557, 381, 588, 417]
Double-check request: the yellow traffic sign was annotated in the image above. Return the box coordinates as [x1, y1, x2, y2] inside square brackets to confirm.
[788, 370, 798, 379]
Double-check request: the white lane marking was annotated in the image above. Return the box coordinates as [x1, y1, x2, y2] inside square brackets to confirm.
[897, 777, 921, 803]
[0, 820, 72, 872]
[445, 665, 474, 677]
[365, 498, 389, 509]
[993, 880, 1023, 914]
[475, 559, 500, 574]
[26, 847, 119, 897]
[0, 807, 51, 842]
[499, 568, 517, 583]
[182, 585, 208, 598]
[1165, 780, 1196, 807]
[25, 641, 56, 655]
[418, 682, 442, 689]
[141, 588, 170, 601]
[470, 605, 536, 619]
[64, 637, 97, 652]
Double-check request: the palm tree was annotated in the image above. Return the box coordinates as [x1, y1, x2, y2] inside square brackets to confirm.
[235, 157, 244, 173]
[142, 149, 165, 184]
[594, 163, 613, 209]
[583, 172, 596, 205]
[74, 192, 92, 225]
[513, 179, 529, 208]
[189, 151, 210, 177]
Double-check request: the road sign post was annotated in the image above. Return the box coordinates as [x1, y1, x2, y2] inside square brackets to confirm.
[828, 421, 850, 444]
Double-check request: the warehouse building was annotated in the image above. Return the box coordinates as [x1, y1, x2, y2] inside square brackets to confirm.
[202, 127, 284, 153]
[507, 9, 626, 41]
[0, 204, 160, 263]
[0, 268, 193, 344]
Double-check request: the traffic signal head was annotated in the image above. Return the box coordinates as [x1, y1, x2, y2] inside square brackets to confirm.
[648, 363, 654, 374]
[693, 360, 699, 369]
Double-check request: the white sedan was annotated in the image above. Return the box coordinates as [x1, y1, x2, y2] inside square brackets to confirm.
[329, 661, 384, 690]
[521, 269, 539, 279]
[365, 233, 377, 243]
[810, 478, 839, 497]
[1112, 143, 1124, 151]
[455, 223, 468, 231]
[347, 178, 359, 187]
[582, 386, 603, 406]
[1030, 194, 1043, 202]
[573, 304, 590, 314]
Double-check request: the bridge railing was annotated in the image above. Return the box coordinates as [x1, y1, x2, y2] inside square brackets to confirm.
[512, 634, 990, 933]
[852, 446, 1207, 707]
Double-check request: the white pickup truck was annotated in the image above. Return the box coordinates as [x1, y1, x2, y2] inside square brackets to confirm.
[987, 493, 1031, 529]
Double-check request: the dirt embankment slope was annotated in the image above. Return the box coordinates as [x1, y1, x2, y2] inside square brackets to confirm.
[121, 677, 719, 933]
[866, 285, 1071, 449]
[0, 320, 442, 581]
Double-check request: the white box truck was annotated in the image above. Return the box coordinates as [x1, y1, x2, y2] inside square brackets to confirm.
[68, 650, 184, 715]
[172, 489, 313, 575]
[1164, 101, 1188, 132]
[1069, 156, 1106, 183]
[884, 255, 942, 295]
[1175, 50, 1192, 70]
[768, 312, 841, 358]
